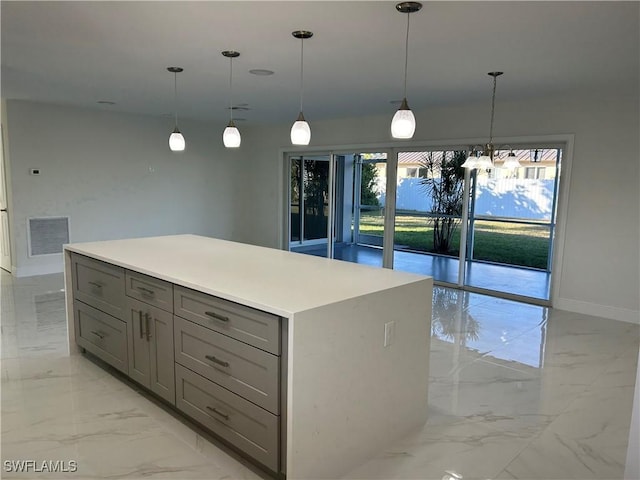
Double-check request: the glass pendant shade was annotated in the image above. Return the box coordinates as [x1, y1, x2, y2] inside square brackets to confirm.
[477, 154, 494, 170]
[391, 99, 416, 139]
[462, 154, 479, 169]
[223, 122, 241, 148]
[168, 127, 185, 152]
[290, 112, 311, 145]
[502, 152, 521, 169]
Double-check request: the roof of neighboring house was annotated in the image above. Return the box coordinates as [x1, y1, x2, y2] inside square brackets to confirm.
[396, 149, 558, 165]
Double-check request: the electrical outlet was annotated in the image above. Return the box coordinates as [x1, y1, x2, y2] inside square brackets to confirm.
[384, 321, 395, 347]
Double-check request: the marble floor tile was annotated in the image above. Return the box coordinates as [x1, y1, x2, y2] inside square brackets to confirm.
[500, 385, 636, 479]
[1, 271, 638, 480]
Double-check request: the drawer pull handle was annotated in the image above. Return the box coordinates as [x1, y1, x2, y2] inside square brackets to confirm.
[206, 406, 229, 421]
[90, 330, 105, 339]
[139, 311, 144, 339]
[137, 286, 155, 296]
[88, 281, 103, 289]
[145, 313, 152, 340]
[205, 355, 229, 368]
[204, 311, 229, 323]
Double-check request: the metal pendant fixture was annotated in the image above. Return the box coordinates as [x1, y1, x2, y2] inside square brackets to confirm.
[222, 51, 241, 148]
[391, 2, 422, 139]
[167, 67, 185, 152]
[290, 30, 313, 146]
[463, 71, 505, 169]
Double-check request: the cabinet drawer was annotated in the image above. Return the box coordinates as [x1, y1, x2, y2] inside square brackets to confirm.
[174, 316, 279, 414]
[72, 254, 125, 320]
[174, 286, 280, 355]
[75, 300, 128, 374]
[176, 364, 279, 472]
[125, 270, 173, 312]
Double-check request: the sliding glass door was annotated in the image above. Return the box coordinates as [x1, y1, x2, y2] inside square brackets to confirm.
[392, 150, 465, 284]
[286, 145, 563, 303]
[288, 155, 335, 258]
[287, 152, 387, 267]
[463, 148, 562, 300]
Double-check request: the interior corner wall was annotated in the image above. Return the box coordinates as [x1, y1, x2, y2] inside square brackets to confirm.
[238, 92, 639, 322]
[5, 100, 238, 277]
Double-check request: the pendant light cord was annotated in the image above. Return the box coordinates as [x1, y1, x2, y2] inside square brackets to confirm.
[489, 74, 497, 145]
[299, 38, 304, 113]
[173, 71, 179, 129]
[403, 12, 410, 99]
[229, 56, 234, 122]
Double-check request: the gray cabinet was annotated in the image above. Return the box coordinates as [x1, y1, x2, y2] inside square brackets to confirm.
[72, 253, 125, 320]
[75, 300, 128, 374]
[174, 285, 280, 355]
[125, 270, 173, 312]
[70, 253, 282, 473]
[173, 287, 282, 471]
[174, 316, 279, 414]
[72, 253, 128, 374]
[126, 297, 175, 405]
[175, 364, 279, 472]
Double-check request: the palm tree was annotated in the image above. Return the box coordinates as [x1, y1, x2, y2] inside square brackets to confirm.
[419, 151, 466, 254]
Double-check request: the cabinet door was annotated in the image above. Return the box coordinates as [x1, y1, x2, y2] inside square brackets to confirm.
[125, 298, 150, 388]
[72, 253, 125, 319]
[149, 307, 175, 405]
[75, 300, 128, 374]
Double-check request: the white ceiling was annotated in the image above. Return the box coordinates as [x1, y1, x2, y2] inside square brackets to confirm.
[2, 1, 638, 125]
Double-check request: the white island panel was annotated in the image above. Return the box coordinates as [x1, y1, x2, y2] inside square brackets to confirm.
[287, 281, 431, 479]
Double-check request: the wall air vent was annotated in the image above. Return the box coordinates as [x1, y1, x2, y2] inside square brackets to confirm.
[28, 217, 70, 256]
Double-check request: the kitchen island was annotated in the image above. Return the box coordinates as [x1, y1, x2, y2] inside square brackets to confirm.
[64, 234, 432, 479]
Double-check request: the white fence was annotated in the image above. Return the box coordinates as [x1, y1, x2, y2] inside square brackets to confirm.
[378, 178, 554, 221]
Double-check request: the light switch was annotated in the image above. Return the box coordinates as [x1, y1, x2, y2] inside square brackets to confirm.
[29, 168, 41, 175]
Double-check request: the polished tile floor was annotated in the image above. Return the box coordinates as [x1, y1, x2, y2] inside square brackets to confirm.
[2, 271, 638, 479]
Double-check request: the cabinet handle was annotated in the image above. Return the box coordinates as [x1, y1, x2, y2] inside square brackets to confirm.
[145, 313, 152, 340]
[204, 355, 229, 368]
[90, 330, 105, 339]
[88, 281, 102, 289]
[136, 286, 155, 297]
[206, 406, 229, 421]
[138, 310, 144, 339]
[204, 311, 229, 323]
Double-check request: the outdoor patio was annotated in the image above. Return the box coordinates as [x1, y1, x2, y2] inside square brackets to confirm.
[294, 243, 551, 302]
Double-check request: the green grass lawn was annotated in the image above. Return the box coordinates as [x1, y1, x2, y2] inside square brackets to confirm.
[359, 212, 550, 269]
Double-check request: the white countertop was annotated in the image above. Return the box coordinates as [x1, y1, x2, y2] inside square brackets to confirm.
[65, 234, 431, 317]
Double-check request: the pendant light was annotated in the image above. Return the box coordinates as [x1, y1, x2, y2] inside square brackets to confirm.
[290, 30, 313, 146]
[391, 2, 422, 139]
[502, 148, 522, 170]
[462, 71, 504, 169]
[222, 51, 241, 148]
[167, 67, 185, 152]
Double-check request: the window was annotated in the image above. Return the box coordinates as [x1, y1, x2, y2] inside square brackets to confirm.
[525, 167, 546, 179]
[405, 167, 418, 178]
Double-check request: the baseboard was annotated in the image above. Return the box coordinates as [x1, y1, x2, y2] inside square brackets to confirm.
[15, 263, 64, 277]
[555, 297, 640, 324]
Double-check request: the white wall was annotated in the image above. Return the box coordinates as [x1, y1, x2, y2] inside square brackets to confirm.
[4, 100, 237, 276]
[234, 92, 639, 322]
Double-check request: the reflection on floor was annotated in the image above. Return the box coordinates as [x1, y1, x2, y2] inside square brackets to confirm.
[2, 271, 638, 479]
[293, 243, 551, 300]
